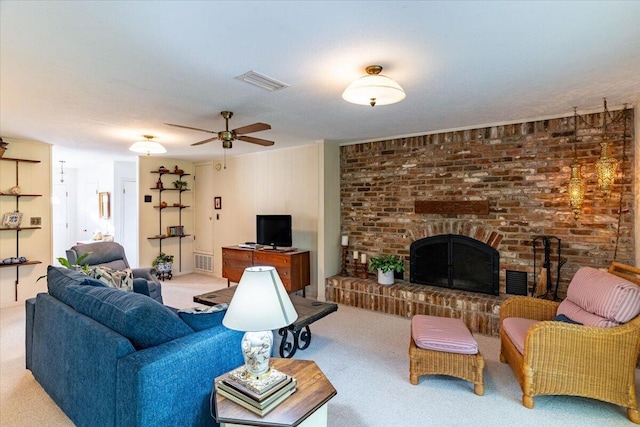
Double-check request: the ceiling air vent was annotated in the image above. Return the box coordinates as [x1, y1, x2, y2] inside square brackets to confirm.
[235, 70, 289, 92]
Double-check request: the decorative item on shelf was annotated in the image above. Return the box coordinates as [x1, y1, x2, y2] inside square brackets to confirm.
[9, 185, 21, 195]
[567, 107, 584, 220]
[595, 101, 618, 198]
[339, 235, 349, 276]
[359, 253, 368, 279]
[92, 231, 103, 241]
[102, 234, 114, 242]
[156, 178, 163, 189]
[223, 266, 298, 380]
[342, 65, 406, 107]
[173, 179, 188, 190]
[129, 135, 166, 156]
[2, 210, 23, 228]
[369, 254, 406, 285]
[172, 203, 181, 207]
[158, 165, 169, 172]
[160, 201, 168, 208]
[0, 137, 8, 158]
[2, 257, 27, 264]
[174, 165, 184, 174]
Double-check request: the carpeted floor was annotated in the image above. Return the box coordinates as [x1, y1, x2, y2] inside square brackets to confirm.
[1, 273, 638, 426]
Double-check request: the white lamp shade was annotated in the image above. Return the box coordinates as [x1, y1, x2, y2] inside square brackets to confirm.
[342, 73, 406, 106]
[223, 266, 298, 332]
[129, 140, 167, 155]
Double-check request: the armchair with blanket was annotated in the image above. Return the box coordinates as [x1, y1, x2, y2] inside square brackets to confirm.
[66, 241, 163, 303]
[499, 262, 640, 424]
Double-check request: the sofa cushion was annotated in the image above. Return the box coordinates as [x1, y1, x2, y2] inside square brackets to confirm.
[88, 266, 134, 291]
[65, 285, 193, 349]
[46, 265, 107, 305]
[564, 267, 640, 324]
[411, 315, 478, 355]
[502, 317, 539, 354]
[178, 304, 228, 332]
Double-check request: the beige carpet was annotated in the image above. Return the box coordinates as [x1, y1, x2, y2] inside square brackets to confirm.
[2, 274, 639, 426]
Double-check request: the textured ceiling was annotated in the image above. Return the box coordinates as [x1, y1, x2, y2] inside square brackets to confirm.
[1, 1, 639, 167]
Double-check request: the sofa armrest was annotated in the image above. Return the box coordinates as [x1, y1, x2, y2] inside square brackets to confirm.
[116, 326, 244, 427]
[25, 297, 36, 370]
[499, 296, 559, 325]
[132, 267, 157, 281]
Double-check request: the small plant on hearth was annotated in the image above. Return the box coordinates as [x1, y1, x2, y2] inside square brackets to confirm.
[368, 254, 406, 273]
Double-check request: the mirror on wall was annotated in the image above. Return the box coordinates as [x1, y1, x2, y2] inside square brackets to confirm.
[99, 192, 110, 219]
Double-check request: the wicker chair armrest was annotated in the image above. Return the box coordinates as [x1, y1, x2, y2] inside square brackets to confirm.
[499, 296, 559, 324]
[524, 319, 640, 369]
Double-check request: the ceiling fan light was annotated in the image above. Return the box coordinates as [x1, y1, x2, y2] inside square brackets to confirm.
[342, 66, 406, 107]
[129, 135, 167, 155]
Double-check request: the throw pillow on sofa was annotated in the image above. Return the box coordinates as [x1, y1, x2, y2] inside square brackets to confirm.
[66, 285, 193, 349]
[88, 266, 134, 291]
[46, 265, 107, 305]
[178, 304, 229, 331]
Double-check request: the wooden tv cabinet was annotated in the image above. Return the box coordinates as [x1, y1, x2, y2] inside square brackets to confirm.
[222, 246, 310, 295]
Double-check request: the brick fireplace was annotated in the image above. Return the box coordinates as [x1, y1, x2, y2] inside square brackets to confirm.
[331, 109, 635, 330]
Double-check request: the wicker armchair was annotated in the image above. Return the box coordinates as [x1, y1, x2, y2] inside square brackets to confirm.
[499, 262, 640, 424]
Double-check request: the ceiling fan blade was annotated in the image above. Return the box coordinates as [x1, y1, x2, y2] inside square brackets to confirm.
[191, 137, 218, 146]
[238, 135, 274, 146]
[233, 122, 271, 135]
[165, 123, 217, 134]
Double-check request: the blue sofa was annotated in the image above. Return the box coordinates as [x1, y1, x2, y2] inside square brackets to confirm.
[26, 266, 244, 427]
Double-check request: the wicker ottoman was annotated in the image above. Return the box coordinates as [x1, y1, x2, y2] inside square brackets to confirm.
[409, 315, 485, 396]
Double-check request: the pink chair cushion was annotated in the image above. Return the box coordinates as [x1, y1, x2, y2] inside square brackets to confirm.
[502, 317, 539, 354]
[556, 299, 619, 328]
[564, 267, 640, 324]
[412, 315, 478, 355]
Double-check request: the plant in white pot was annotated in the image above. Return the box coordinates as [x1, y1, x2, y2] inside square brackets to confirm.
[152, 252, 174, 273]
[368, 254, 405, 285]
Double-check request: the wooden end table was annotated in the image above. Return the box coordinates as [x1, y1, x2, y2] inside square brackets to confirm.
[213, 358, 336, 427]
[194, 286, 338, 358]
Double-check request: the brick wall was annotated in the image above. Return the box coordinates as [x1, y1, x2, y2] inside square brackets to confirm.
[341, 108, 635, 297]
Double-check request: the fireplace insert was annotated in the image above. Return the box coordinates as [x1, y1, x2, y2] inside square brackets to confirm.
[410, 234, 499, 295]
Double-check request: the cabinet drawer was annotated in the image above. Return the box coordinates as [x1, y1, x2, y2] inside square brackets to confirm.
[222, 249, 253, 262]
[222, 267, 244, 284]
[253, 252, 291, 267]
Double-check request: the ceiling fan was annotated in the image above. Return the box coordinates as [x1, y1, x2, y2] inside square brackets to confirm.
[165, 111, 274, 149]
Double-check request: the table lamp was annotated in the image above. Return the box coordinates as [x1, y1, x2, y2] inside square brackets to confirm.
[223, 266, 298, 379]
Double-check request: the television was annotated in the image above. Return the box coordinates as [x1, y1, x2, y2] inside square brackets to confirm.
[256, 215, 292, 250]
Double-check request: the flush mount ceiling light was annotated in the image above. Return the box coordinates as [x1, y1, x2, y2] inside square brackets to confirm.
[129, 135, 166, 156]
[342, 65, 406, 107]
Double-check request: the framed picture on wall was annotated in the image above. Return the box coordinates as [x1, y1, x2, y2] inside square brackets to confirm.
[214, 197, 222, 210]
[99, 192, 110, 219]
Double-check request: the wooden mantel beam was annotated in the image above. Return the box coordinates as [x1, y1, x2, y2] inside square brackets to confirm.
[415, 200, 490, 215]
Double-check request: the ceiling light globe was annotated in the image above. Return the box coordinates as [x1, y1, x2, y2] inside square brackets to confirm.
[342, 67, 406, 107]
[129, 136, 167, 155]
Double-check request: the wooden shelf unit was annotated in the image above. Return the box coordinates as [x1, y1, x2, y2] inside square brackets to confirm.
[0, 157, 43, 300]
[222, 246, 310, 295]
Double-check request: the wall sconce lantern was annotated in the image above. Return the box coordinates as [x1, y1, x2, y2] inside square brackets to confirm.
[595, 99, 619, 198]
[567, 108, 584, 220]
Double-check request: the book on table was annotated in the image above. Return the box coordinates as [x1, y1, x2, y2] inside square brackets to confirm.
[226, 366, 289, 395]
[216, 384, 297, 417]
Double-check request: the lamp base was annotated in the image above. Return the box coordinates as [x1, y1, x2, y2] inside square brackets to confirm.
[241, 330, 273, 379]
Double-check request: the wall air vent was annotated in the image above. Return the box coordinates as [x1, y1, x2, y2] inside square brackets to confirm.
[235, 70, 289, 92]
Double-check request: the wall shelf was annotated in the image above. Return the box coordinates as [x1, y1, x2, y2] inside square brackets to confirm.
[148, 168, 190, 275]
[0, 157, 42, 300]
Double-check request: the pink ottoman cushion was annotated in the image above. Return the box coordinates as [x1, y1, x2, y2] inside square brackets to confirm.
[412, 315, 478, 355]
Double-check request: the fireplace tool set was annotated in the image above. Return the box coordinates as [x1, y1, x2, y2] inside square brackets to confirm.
[532, 235, 566, 301]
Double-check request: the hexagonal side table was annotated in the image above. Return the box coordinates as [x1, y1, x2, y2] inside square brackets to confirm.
[213, 358, 336, 427]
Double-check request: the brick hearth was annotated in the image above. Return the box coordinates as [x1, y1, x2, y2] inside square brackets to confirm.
[325, 275, 505, 337]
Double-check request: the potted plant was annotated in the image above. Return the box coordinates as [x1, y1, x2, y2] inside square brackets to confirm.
[152, 252, 174, 273]
[369, 254, 405, 285]
[173, 179, 188, 190]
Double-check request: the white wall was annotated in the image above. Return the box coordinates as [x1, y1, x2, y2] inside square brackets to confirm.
[0, 139, 52, 307]
[204, 144, 321, 296]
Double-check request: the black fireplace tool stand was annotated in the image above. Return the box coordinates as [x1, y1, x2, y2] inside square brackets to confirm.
[532, 235, 565, 301]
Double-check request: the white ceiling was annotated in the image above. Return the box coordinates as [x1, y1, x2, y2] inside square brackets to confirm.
[2, 1, 640, 167]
